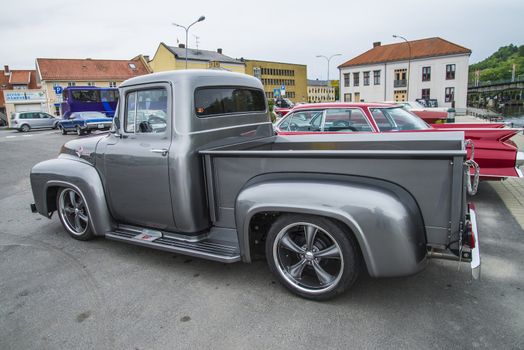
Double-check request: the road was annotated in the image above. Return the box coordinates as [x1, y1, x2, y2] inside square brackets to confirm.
[1, 129, 523, 350]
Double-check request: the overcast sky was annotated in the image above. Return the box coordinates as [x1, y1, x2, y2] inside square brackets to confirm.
[1, 0, 523, 79]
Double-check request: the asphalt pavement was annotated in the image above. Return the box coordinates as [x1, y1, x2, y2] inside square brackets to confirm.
[0, 129, 523, 350]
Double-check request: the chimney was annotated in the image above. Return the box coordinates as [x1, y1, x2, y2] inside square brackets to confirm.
[178, 43, 185, 48]
[373, 41, 381, 48]
[4, 65, 9, 75]
[217, 48, 223, 54]
[143, 55, 150, 62]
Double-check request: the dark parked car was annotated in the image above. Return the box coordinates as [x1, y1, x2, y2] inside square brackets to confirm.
[58, 111, 113, 136]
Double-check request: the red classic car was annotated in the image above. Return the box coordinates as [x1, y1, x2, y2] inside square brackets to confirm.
[389, 101, 449, 124]
[274, 102, 524, 180]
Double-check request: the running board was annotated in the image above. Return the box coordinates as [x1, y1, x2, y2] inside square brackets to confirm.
[106, 227, 241, 263]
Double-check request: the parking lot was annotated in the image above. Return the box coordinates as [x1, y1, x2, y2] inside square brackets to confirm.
[1, 128, 523, 350]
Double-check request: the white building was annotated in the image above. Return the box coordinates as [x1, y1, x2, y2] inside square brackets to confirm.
[307, 79, 335, 103]
[338, 37, 471, 109]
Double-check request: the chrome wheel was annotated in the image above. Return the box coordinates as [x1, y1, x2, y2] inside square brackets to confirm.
[273, 222, 344, 295]
[58, 188, 89, 236]
[21, 124, 30, 132]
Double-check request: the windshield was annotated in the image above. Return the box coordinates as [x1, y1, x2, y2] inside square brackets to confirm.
[370, 107, 429, 131]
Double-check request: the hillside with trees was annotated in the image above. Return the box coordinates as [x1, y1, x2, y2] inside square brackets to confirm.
[469, 44, 524, 83]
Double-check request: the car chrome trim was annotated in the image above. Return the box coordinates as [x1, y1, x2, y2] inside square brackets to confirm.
[469, 207, 480, 279]
[516, 151, 524, 167]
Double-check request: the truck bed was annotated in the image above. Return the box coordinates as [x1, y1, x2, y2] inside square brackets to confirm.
[200, 132, 467, 246]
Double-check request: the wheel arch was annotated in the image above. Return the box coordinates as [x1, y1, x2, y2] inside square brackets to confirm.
[235, 173, 427, 278]
[30, 158, 114, 236]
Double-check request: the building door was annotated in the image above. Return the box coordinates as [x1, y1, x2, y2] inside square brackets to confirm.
[394, 90, 407, 102]
[344, 93, 352, 102]
[354, 92, 360, 102]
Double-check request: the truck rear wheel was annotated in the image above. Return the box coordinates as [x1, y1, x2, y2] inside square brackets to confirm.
[265, 214, 360, 300]
[56, 187, 94, 241]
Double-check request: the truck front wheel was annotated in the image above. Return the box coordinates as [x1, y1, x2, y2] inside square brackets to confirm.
[265, 214, 360, 300]
[57, 187, 94, 241]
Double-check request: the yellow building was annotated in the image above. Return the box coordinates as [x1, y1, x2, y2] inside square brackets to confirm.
[36, 56, 151, 115]
[149, 42, 245, 73]
[243, 59, 307, 103]
[307, 79, 335, 103]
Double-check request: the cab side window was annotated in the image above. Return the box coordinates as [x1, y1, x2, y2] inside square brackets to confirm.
[125, 88, 168, 134]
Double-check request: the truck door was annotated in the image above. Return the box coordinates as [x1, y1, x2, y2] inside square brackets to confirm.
[103, 83, 176, 230]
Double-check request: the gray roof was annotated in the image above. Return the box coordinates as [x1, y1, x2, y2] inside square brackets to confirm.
[307, 79, 330, 87]
[164, 44, 244, 65]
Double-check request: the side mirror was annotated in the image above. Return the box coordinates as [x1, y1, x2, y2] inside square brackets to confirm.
[110, 116, 120, 134]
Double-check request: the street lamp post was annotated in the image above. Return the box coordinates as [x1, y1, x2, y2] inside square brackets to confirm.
[172, 15, 206, 69]
[316, 54, 341, 83]
[392, 34, 411, 101]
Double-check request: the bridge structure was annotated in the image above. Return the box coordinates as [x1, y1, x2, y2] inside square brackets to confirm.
[468, 79, 524, 108]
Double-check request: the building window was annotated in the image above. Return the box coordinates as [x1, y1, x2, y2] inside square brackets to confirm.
[446, 64, 456, 80]
[109, 82, 117, 88]
[373, 70, 381, 85]
[363, 71, 370, 86]
[445, 87, 455, 102]
[68, 82, 76, 87]
[344, 93, 352, 102]
[421, 89, 430, 100]
[353, 72, 359, 86]
[394, 69, 407, 87]
[87, 82, 95, 86]
[422, 67, 431, 81]
[343, 73, 350, 87]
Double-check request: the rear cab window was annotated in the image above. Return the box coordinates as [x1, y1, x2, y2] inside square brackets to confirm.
[195, 87, 266, 117]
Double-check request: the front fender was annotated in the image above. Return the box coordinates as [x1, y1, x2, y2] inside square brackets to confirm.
[30, 157, 113, 236]
[236, 174, 427, 278]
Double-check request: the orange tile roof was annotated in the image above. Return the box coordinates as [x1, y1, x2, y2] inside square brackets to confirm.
[36, 58, 150, 81]
[9, 71, 31, 84]
[338, 37, 471, 68]
[0, 69, 39, 107]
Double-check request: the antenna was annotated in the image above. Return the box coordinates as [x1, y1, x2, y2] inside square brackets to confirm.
[193, 35, 200, 54]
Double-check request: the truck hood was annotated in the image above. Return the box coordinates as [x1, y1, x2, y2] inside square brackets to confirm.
[59, 134, 107, 165]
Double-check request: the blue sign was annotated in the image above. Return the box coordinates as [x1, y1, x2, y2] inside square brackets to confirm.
[281, 85, 285, 91]
[273, 88, 280, 97]
[54, 86, 63, 94]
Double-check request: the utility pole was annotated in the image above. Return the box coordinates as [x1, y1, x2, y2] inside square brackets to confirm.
[393, 35, 412, 101]
[172, 16, 206, 69]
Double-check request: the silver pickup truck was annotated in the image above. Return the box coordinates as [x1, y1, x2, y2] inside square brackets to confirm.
[30, 70, 479, 300]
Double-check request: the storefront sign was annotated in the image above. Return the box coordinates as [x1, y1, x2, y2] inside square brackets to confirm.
[4, 90, 46, 103]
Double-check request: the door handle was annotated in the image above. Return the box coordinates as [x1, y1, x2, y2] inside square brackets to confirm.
[150, 148, 169, 156]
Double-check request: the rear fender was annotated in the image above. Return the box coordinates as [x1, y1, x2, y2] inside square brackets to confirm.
[30, 157, 113, 236]
[235, 173, 427, 278]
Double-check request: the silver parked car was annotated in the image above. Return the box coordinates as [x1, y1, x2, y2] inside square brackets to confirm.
[11, 111, 60, 132]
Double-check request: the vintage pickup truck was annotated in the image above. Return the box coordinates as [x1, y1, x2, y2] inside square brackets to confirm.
[30, 70, 479, 300]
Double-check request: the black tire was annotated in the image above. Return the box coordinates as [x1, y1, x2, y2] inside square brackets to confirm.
[56, 187, 95, 241]
[60, 126, 67, 135]
[20, 124, 30, 132]
[76, 126, 83, 136]
[265, 214, 360, 300]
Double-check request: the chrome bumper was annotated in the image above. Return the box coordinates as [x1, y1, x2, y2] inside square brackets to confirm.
[469, 206, 481, 279]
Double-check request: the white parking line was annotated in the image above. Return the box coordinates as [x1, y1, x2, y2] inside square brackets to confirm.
[6, 136, 16, 138]
[22, 135, 33, 137]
